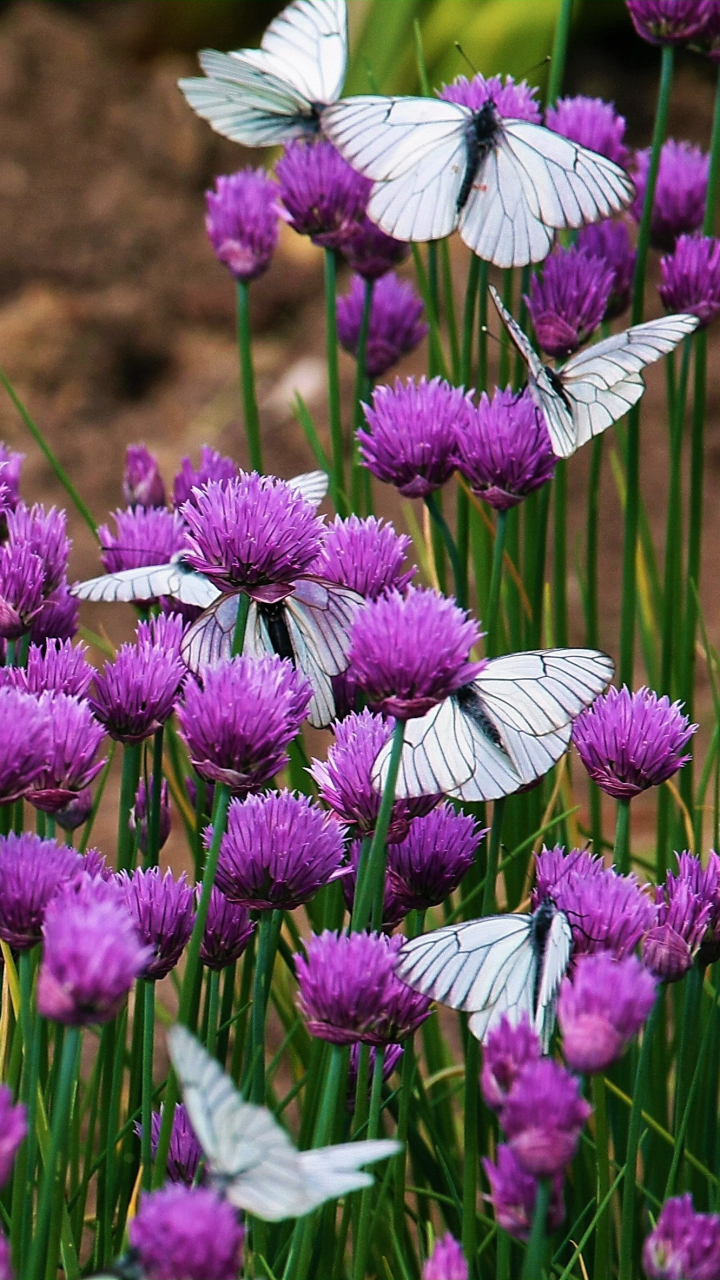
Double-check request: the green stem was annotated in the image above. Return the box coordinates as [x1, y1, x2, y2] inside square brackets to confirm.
[231, 591, 251, 658]
[462, 1035, 480, 1277]
[586, 437, 603, 648]
[614, 797, 631, 875]
[352, 719, 405, 931]
[529, 485, 551, 647]
[352, 1047, 386, 1280]
[28, 1025, 80, 1280]
[283, 1045, 347, 1280]
[660, 342, 692, 698]
[592, 1073, 611, 1280]
[545, 0, 575, 106]
[520, 1179, 552, 1280]
[144, 727, 164, 870]
[679, 327, 706, 801]
[248, 910, 281, 1104]
[618, 1000, 660, 1280]
[483, 798, 506, 916]
[324, 248, 347, 513]
[553, 461, 568, 649]
[141, 980, 155, 1190]
[425, 491, 464, 604]
[116, 741, 142, 874]
[236, 279, 263, 472]
[350, 277, 374, 514]
[487, 509, 508, 658]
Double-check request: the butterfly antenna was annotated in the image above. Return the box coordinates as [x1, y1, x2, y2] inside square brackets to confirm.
[454, 42, 478, 77]
[479, 324, 501, 348]
[516, 53, 552, 82]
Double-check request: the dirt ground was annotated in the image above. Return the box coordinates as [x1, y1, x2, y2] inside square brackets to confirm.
[0, 0, 718, 867]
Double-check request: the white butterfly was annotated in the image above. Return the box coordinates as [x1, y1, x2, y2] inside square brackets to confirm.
[178, 0, 347, 147]
[395, 897, 572, 1048]
[168, 1025, 399, 1221]
[490, 285, 700, 458]
[373, 648, 614, 802]
[321, 96, 634, 268]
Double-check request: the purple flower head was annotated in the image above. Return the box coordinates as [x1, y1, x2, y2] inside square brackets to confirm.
[29, 581, 78, 645]
[627, 0, 715, 44]
[177, 654, 311, 793]
[349, 586, 483, 719]
[0, 1231, 10, 1280]
[38, 877, 152, 1024]
[123, 444, 166, 509]
[136, 611, 185, 660]
[577, 220, 637, 319]
[54, 788, 94, 832]
[314, 514, 415, 600]
[23, 639, 93, 698]
[338, 273, 427, 378]
[699, 0, 720, 59]
[573, 685, 697, 800]
[7, 502, 69, 597]
[423, 1234, 468, 1280]
[546, 96, 629, 166]
[99, 507, 186, 575]
[0, 444, 23, 511]
[129, 778, 171, 856]
[643, 1194, 720, 1279]
[120, 867, 196, 980]
[532, 845, 605, 910]
[0, 687, 52, 803]
[309, 708, 440, 840]
[659, 234, 720, 328]
[182, 474, 324, 591]
[200, 887, 254, 971]
[632, 140, 709, 250]
[481, 1014, 542, 1113]
[80, 848, 112, 881]
[29, 693, 106, 813]
[342, 837, 409, 929]
[455, 387, 556, 511]
[558, 951, 656, 1073]
[342, 217, 409, 279]
[130, 1184, 244, 1280]
[386, 806, 483, 912]
[90, 642, 185, 743]
[440, 73, 541, 122]
[136, 1104, 202, 1186]
[215, 789, 346, 911]
[206, 168, 279, 281]
[501, 1057, 591, 1177]
[483, 1145, 565, 1243]
[526, 246, 614, 358]
[359, 376, 473, 499]
[0, 1086, 26, 1189]
[643, 861, 714, 981]
[680, 850, 720, 965]
[0, 543, 45, 638]
[347, 1042, 403, 1112]
[296, 930, 432, 1045]
[276, 138, 370, 250]
[173, 447, 239, 510]
[556, 865, 657, 960]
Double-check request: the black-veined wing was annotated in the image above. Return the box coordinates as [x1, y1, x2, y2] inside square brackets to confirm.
[70, 560, 220, 608]
[534, 909, 573, 1050]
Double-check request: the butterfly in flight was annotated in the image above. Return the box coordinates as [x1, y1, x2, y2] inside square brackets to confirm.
[490, 285, 700, 458]
[321, 94, 634, 268]
[395, 896, 572, 1048]
[373, 648, 614, 803]
[178, 0, 347, 148]
[168, 1025, 399, 1221]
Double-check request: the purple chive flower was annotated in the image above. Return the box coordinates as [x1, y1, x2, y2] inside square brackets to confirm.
[455, 387, 556, 510]
[423, 1234, 469, 1280]
[215, 789, 346, 910]
[440, 73, 541, 122]
[347, 1043, 404, 1111]
[349, 586, 483, 720]
[129, 778, 171, 856]
[296, 930, 432, 1045]
[526, 246, 614, 358]
[632, 140, 709, 250]
[136, 612, 185, 660]
[558, 952, 656, 1073]
[29, 581, 78, 645]
[358, 376, 474, 499]
[643, 1194, 720, 1279]
[483, 1145, 565, 1243]
[314, 515, 415, 600]
[546, 95, 629, 166]
[310, 709, 440, 841]
[38, 877, 152, 1024]
[0, 1231, 11, 1280]
[29, 693, 106, 814]
[643, 863, 714, 982]
[205, 168, 279, 281]
[0, 444, 23, 511]
[481, 1015, 542, 1113]
[555, 866, 656, 961]
[98, 507, 187, 574]
[276, 138, 370, 250]
[676, 851, 720, 965]
[0, 1086, 26, 1188]
[0, 687, 52, 803]
[7, 503, 69, 597]
[90, 642, 185, 743]
[177, 654, 311, 793]
[136, 1104, 202, 1186]
[337, 274, 427, 378]
[573, 685, 697, 800]
[173, 447, 239, 510]
[23, 639, 94, 698]
[130, 1185, 244, 1280]
[54, 788, 94, 832]
[659, 234, 720, 327]
[577, 220, 637, 319]
[501, 1058, 591, 1177]
[182, 474, 324, 591]
[123, 445, 166, 509]
[532, 845, 606, 910]
[627, 0, 715, 44]
[0, 543, 45, 638]
[120, 868, 196, 980]
[386, 806, 483, 912]
[342, 217, 409, 279]
[200, 886, 254, 971]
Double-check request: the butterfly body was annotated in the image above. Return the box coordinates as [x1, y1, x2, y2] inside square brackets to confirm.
[457, 102, 500, 212]
[257, 601, 295, 665]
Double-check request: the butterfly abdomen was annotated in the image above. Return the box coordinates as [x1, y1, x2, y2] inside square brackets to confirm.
[530, 898, 557, 1013]
[455, 684, 503, 748]
[457, 102, 501, 213]
[258, 602, 295, 665]
[545, 366, 574, 412]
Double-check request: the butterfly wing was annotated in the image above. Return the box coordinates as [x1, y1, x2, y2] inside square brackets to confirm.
[260, 0, 347, 105]
[283, 578, 361, 728]
[71, 562, 221, 608]
[488, 284, 543, 378]
[322, 95, 468, 242]
[180, 594, 249, 671]
[298, 1140, 401, 1206]
[287, 469, 329, 508]
[534, 909, 573, 1051]
[473, 649, 615, 737]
